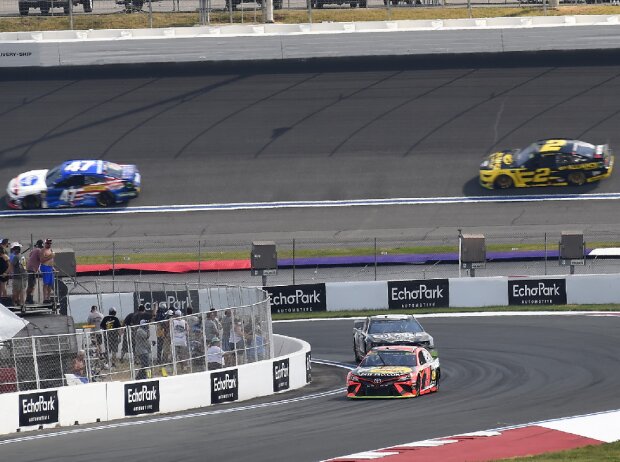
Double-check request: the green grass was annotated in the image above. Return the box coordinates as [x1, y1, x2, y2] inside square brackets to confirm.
[271, 303, 620, 320]
[494, 440, 620, 461]
[2, 5, 620, 32]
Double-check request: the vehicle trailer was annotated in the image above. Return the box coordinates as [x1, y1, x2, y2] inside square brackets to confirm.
[18, 0, 92, 16]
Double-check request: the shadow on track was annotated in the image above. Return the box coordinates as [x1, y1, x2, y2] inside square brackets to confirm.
[462, 177, 602, 197]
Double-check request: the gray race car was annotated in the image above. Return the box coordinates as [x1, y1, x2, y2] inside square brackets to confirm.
[353, 314, 435, 363]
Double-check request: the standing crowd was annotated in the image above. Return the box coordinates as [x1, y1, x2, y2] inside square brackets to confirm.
[0, 237, 55, 307]
[76, 303, 267, 382]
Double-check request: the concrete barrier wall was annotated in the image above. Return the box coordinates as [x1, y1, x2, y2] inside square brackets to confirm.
[0, 334, 310, 436]
[293, 274, 620, 312]
[326, 281, 388, 311]
[2, 16, 620, 67]
[566, 274, 620, 304]
[449, 277, 508, 308]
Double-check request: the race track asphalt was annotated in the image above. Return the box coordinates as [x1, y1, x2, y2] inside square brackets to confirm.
[2, 51, 620, 461]
[2, 315, 620, 462]
[3, 51, 620, 243]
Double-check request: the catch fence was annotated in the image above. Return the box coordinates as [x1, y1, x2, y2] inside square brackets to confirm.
[0, 282, 272, 392]
[0, 0, 606, 27]
[24, 231, 620, 284]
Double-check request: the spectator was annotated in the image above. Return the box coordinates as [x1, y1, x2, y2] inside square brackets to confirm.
[119, 308, 135, 362]
[204, 310, 221, 342]
[0, 238, 9, 299]
[72, 350, 87, 377]
[171, 310, 189, 371]
[26, 239, 43, 304]
[207, 337, 225, 370]
[87, 305, 104, 327]
[155, 306, 173, 364]
[100, 307, 121, 367]
[186, 307, 200, 331]
[39, 238, 55, 304]
[134, 319, 151, 380]
[246, 326, 266, 362]
[221, 309, 233, 351]
[9, 242, 27, 307]
[229, 318, 245, 364]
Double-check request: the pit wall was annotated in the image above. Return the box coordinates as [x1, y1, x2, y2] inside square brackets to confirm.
[265, 274, 620, 313]
[0, 334, 311, 436]
[1, 15, 620, 67]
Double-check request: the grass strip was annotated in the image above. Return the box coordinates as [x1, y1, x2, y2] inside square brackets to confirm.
[2, 5, 620, 32]
[271, 303, 620, 319]
[75, 240, 620, 265]
[495, 440, 620, 461]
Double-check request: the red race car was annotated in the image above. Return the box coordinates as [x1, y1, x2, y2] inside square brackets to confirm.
[346, 345, 440, 399]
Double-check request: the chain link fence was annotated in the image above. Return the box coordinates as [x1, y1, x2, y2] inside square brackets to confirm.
[27, 231, 620, 283]
[1, 0, 612, 26]
[5, 231, 620, 288]
[0, 282, 272, 393]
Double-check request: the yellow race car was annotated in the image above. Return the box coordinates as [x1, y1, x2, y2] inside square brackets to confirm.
[479, 139, 614, 189]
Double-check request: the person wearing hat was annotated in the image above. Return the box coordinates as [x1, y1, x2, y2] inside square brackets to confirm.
[207, 337, 225, 370]
[100, 307, 121, 368]
[9, 242, 27, 307]
[0, 238, 9, 299]
[39, 238, 55, 304]
[25, 239, 44, 304]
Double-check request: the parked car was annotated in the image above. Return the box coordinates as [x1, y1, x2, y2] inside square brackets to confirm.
[18, 0, 92, 16]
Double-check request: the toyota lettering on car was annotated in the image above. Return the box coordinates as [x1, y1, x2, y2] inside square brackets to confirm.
[347, 346, 440, 399]
[479, 139, 614, 189]
[7, 159, 141, 209]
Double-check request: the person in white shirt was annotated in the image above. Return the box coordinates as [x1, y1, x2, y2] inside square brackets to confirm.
[171, 310, 189, 370]
[207, 337, 225, 370]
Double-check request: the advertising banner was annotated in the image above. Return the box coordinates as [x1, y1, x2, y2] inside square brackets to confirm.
[273, 358, 290, 393]
[211, 369, 239, 404]
[18, 390, 59, 427]
[387, 279, 449, 309]
[264, 284, 326, 314]
[124, 381, 160, 416]
[134, 290, 199, 314]
[508, 279, 567, 305]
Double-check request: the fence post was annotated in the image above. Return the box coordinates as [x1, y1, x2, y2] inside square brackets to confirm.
[292, 238, 296, 285]
[127, 326, 135, 380]
[58, 336, 65, 386]
[85, 331, 93, 383]
[170, 319, 178, 376]
[544, 232, 548, 276]
[374, 238, 377, 281]
[112, 242, 116, 292]
[202, 312, 209, 371]
[198, 240, 202, 284]
[11, 340, 19, 391]
[32, 337, 41, 390]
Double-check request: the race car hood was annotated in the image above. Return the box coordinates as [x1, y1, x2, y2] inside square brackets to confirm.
[480, 150, 518, 170]
[351, 366, 414, 378]
[8, 169, 49, 197]
[368, 332, 432, 345]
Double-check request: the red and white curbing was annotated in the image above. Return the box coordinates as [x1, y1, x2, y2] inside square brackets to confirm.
[325, 409, 620, 462]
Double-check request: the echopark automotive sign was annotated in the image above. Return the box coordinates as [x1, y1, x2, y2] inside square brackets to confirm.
[508, 279, 567, 305]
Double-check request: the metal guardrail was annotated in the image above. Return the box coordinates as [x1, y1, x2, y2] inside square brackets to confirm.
[0, 283, 272, 392]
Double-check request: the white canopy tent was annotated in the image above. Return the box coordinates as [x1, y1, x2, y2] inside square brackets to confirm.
[0, 303, 29, 341]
